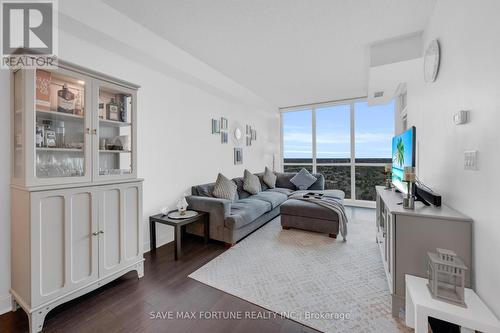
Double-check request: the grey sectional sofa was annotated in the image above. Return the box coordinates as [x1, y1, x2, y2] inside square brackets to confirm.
[186, 172, 325, 246]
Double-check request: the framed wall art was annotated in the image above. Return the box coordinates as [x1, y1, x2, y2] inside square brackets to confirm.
[234, 148, 243, 164]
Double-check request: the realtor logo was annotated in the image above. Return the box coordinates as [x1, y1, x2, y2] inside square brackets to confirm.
[1, 0, 58, 69]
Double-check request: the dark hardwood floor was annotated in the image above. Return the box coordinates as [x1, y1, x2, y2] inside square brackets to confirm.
[0, 235, 318, 333]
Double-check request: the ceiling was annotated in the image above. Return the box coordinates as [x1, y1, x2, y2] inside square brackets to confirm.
[103, 0, 435, 108]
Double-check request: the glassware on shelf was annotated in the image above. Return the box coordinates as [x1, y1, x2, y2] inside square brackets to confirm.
[33, 70, 87, 179]
[118, 94, 128, 122]
[99, 91, 131, 123]
[43, 120, 56, 148]
[99, 138, 107, 150]
[98, 86, 134, 178]
[55, 121, 65, 148]
[74, 90, 83, 116]
[36, 153, 85, 178]
[106, 98, 119, 121]
[36, 125, 44, 147]
[102, 135, 130, 151]
[99, 159, 109, 176]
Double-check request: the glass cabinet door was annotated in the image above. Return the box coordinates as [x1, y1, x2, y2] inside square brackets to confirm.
[34, 68, 92, 183]
[94, 81, 136, 180]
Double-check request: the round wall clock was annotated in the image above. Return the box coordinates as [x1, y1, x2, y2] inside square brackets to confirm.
[232, 121, 244, 146]
[424, 39, 440, 83]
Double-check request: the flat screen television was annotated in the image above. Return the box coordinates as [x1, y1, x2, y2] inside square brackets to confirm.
[392, 126, 416, 194]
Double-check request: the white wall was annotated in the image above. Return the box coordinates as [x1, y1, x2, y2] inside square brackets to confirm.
[407, 0, 500, 316]
[367, 58, 420, 106]
[0, 0, 279, 314]
[370, 32, 423, 67]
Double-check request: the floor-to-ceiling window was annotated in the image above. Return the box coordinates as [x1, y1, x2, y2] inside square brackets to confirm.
[281, 109, 313, 172]
[281, 99, 394, 203]
[316, 104, 352, 198]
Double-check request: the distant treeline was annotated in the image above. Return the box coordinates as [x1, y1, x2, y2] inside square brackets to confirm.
[284, 158, 391, 164]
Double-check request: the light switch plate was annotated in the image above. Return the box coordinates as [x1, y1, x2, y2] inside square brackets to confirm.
[464, 150, 478, 170]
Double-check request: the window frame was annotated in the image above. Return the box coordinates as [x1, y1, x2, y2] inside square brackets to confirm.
[280, 97, 394, 207]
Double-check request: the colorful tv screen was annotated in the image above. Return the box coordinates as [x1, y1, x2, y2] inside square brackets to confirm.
[392, 127, 416, 194]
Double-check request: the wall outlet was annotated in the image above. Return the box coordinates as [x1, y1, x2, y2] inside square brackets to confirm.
[464, 151, 478, 170]
[454, 110, 469, 125]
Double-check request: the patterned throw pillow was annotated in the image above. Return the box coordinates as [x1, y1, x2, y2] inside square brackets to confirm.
[213, 173, 237, 201]
[263, 166, 277, 189]
[290, 168, 317, 190]
[243, 169, 262, 195]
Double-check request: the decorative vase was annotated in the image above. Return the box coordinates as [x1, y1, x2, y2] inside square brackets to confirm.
[177, 195, 188, 216]
[384, 163, 392, 190]
[402, 167, 416, 209]
[161, 207, 169, 216]
[385, 178, 392, 190]
[403, 187, 415, 209]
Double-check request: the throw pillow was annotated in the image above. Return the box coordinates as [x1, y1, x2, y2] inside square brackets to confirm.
[213, 173, 237, 201]
[243, 169, 262, 194]
[263, 166, 277, 189]
[290, 168, 317, 190]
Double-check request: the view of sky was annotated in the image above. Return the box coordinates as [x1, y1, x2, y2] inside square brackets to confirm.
[283, 100, 395, 159]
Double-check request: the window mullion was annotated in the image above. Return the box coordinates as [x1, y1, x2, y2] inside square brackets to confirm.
[280, 112, 284, 172]
[350, 102, 356, 200]
[312, 108, 317, 173]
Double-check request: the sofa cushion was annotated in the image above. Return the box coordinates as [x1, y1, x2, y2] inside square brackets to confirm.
[267, 187, 294, 196]
[263, 167, 277, 188]
[243, 169, 262, 194]
[213, 173, 237, 201]
[276, 172, 324, 190]
[192, 183, 215, 197]
[254, 173, 269, 191]
[225, 198, 272, 229]
[290, 168, 318, 190]
[250, 191, 287, 209]
[233, 177, 250, 199]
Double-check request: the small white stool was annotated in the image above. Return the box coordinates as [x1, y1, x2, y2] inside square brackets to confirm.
[405, 274, 500, 333]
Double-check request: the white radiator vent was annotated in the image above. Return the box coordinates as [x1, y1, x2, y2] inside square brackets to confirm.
[374, 91, 384, 98]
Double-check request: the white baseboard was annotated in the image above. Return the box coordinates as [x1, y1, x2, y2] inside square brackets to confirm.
[0, 293, 12, 315]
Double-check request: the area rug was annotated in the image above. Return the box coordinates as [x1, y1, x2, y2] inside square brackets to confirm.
[189, 208, 410, 333]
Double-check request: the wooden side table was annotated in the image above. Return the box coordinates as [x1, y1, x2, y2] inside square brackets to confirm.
[149, 211, 209, 260]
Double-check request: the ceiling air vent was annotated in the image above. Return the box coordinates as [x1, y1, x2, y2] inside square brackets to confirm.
[374, 91, 384, 98]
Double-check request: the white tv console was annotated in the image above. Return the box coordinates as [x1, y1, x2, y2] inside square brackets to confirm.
[375, 186, 472, 317]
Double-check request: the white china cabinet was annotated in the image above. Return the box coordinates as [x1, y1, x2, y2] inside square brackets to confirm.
[10, 61, 144, 333]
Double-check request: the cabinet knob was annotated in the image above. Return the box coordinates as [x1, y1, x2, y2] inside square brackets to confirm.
[92, 232, 99, 236]
[86, 128, 90, 134]
[92, 129, 98, 135]
[99, 230, 104, 234]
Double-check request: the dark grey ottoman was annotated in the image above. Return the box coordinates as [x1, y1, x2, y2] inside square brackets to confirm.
[280, 190, 345, 238]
